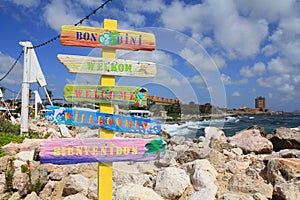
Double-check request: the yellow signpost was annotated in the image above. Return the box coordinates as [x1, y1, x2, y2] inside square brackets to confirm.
[98, 19, 116, 200]
[59, 18, 157, 200]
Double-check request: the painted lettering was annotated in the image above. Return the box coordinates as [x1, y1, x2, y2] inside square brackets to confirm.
[76, 32, 97, 42]
[76, 146, 83, 156]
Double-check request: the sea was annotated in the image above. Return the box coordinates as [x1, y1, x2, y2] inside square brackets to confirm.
[161, 114, 300, 138]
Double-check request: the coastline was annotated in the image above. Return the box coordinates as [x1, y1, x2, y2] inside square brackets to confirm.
[0, 118, 299, 199]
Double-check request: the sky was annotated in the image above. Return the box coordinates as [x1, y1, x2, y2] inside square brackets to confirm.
[0, 0, 300, 112]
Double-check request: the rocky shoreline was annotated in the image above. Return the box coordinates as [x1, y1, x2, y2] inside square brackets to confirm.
[0, 119, 299, 200]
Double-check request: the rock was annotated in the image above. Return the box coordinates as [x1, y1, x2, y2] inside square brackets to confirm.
[8, 192, 21, 200]
[19, 139, 44, 151]
[16, 150, 35, 162]
[266, 158, 300, 185]
[113, 172, 150, 186]
[13, 172, 30, 197]
[176, 146, 202, 164]
[158, 149, 177, 167]
[170, 136, 186, 145]
[222, 160, 250, 174]
[204, 127, 228, 149]
[59, 124, 72, 138]
[63, 174, 89, 196]
[155, 167, 190, 199]
[191, 169, 217, 199]
[219, 193, 254, 200]
[228, 174, 273, 199]
[30, 166, 48, 189]
[64, 193, 89, 200]
[76, 127, 98, 138]
[228, 129, 273, 154]
[0, 174, 5, 194]
[263, 149, 300, 163]
[273, 178, 300, 200]
[39, 180, 56, 200]
[181, 159, 218, 181]
[207, 149, 228, 166]
[114, 184, 163, 200]
[231, 147, 243, 156]
[246, 125, 266, 136]
[0, 156, 11, 172]
[24, 192, 40, 200]
[1, 142, 20, 155]
[87, 178, 97, 200]
[267, 127, 300, 151]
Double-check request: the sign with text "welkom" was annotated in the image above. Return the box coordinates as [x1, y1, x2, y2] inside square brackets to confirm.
[58, 54, 157, 77]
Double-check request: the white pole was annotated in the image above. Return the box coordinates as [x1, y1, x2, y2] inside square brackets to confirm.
[19, 41, 31, 136]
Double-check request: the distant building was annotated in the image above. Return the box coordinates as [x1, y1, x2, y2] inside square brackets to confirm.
[255, 96, 267, 111]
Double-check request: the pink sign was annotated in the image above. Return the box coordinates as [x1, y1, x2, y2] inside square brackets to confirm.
[40, 138, 166, 164]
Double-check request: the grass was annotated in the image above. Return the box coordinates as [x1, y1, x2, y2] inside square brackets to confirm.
[0, 116, 44, 157]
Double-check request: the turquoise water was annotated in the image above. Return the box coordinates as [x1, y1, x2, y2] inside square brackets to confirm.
[222, 114, 300, 136]
[162, 114, 300, 138]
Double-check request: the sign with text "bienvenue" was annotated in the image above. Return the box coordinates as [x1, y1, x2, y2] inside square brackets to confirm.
[60, 26, 156, 51]
[64, 84, 148, 107]
[58, 54, 156, 77]
[40, 138, 166, 164]
[45, 106, 161, 134]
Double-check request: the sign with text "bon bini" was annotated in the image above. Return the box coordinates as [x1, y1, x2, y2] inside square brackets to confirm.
[40, 137, 166, 164]
[64, 84, 148, 107]
[57, 54, 157, 77]
[45, 106, 161, 135]
[60, 26, 156, 51]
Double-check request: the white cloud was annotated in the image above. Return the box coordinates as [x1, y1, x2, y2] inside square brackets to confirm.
[5, 0, 41, 8]
[123, 0, 166, 13]
[43, 0, 80, 31]
[235, 0, 297, 23]
[0, 52, 23, 85]
[232, 91, 240, 97]
[267, 57, 292, 74]
[221, 74, 248, 85]
[160, 1, 203, 33]
[240, 62, 266, 78]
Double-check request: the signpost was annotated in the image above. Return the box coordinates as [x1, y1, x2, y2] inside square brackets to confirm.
[64, 84, 148, 107]
[45, 106, 161, 134]
[58, 54, 157, 77]
[40, 138, 166, 164]
[42, 19, 159, 200]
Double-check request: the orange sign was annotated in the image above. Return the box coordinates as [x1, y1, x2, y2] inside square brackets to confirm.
[60, 25, 156, 51]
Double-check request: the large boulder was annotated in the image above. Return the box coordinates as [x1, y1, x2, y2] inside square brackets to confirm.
[114, 184, 163, 200]
[266, 158, 300, 185]
[154, 167, 190, 199]
[267, 127, 300, 151]
[228, 129, 273, 154]
[63, 174, 89, 196]
[228, 174, 273, 199]
[273, 178, 300, 200]
[191, 169, 217, 199]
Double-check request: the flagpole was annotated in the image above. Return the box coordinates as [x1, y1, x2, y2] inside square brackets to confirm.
[19, 41, 31, 136]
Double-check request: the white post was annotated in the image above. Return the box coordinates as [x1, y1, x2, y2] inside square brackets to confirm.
[19, 41, 31, 135]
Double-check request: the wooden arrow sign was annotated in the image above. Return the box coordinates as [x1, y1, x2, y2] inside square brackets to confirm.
[45, 106, 161, 134]
[64, 84, 148, 107]
[40, 137, 166, 164]
[60, 26, 156, 51]
[57, 54, 157, 77]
